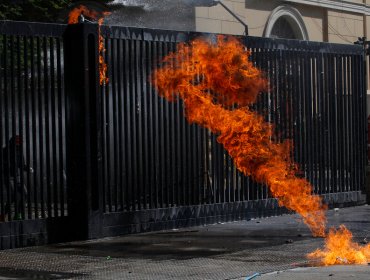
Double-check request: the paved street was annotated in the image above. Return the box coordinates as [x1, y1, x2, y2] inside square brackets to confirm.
[0, 205, 369, 279]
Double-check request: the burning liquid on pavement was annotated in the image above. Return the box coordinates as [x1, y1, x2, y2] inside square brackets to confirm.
[68, 5, 110, 85]
[151, 35, 370, 266]
[308, 225, 370, 265]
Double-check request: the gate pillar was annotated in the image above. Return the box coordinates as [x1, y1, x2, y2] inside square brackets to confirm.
[64, 23, 103, 240]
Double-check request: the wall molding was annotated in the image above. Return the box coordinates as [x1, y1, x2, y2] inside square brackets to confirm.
[284, 0, 370, 15]
[264, 5, 309, 40]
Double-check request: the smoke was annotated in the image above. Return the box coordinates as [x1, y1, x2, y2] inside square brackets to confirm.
[109, 0, 217, 11]
[106, 0, 217, 30]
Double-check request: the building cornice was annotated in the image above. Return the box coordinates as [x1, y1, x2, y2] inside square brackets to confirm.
[284, 0, 370, 15]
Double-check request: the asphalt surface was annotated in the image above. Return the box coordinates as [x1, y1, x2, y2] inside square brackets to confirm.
[0, 205, 369, 279]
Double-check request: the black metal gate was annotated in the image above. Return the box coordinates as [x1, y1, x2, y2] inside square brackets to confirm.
[0, 20, 367, 248]
[0, 21, 70, 248]
[97, 26, 367, 237]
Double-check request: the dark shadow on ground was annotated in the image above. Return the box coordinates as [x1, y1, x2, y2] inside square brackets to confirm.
[28, 222, 316, 260]
[0, 267, 85, 279]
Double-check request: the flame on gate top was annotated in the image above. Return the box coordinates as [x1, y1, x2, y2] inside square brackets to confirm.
[68, 5, 110, 85]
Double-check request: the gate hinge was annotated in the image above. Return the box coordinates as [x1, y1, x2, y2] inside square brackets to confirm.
[354, 37, 370, 55]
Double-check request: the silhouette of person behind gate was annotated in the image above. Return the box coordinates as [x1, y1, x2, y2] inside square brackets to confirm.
[1, 135, 28, 221]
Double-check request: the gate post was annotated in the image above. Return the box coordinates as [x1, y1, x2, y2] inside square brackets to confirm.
[366, 42, 370, 204]
[360, 38, 370, 203]
[63, 23, 103, 240]
[356, 37, 370, 203]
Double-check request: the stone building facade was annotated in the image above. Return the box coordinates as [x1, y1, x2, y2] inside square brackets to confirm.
[195, 0, 370, 44]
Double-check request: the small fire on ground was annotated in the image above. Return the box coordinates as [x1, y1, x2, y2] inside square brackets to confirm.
[308, 225, 370, 265]
[68, 5, 110, 85]
[151, 35, 370, 266]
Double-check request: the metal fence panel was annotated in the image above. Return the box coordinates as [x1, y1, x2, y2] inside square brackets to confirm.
[0, 21, 67, 224]
[100, 27, 366, 215]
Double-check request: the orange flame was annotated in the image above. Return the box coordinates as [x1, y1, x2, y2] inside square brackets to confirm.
[68, 5, 99, 24]
[68, 5, 110, 85]
[151, 35, 327, 237]
[98, 16, 109, 85]
[308, 225, 370, 265]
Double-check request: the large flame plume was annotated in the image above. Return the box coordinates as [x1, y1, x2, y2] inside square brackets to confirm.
[68, 5, 110, 85]
[308, 225, 370, 265]
[151, 35, 327, 237]
[151, 35, 370, 266]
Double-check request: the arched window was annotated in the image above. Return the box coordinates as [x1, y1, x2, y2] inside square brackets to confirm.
[264, 5, 308, 40]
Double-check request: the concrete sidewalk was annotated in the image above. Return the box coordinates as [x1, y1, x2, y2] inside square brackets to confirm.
[0, 205, 369, 279]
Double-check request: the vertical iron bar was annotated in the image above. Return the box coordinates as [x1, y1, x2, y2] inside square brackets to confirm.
[43, 37, 52, 218]
[337, 54, 344, 193]
[162, 40, 169, 208]
[317, 53, 324, 194]
[152, 40, 159, 209]
[11, 35, 18, 219]
[330, 54, 338, 194]
[37, 37, 45, 218]
[111, 38, 119, 211]
[158, 40, 164, 208]
[192, 119, 198, 205]
[100, 45, 106, 213]
[343, 56, 349, 192]
[291, 50, 299, 175]
[141, 38, 149, 209]
[30, 37, 39, 219]
[147, 40, 154, 209]
[322, 53, 328, 193]
[351, 54, 357, 192]
[312, 57, 319, 193]
[0, 33, 4, 218]
[347, 55, 354, 192]
[319, 54, 325, 194]
[24, 36, 32, 219]
[354, 54, 360, 191]
[56, 38, 65, 217]
[306, 54, 314, 191]
[4, 34, 12, 221]
[117, 38, 124, 211]
[105, 33, 111, 213]
[360, 51, 367, 192]
[124, 39, 132, 211]
[168, 40, 176, 206]
[50, 38, 58, 217]
[16, 36, 26, 219]
[136, 38, 143, 210]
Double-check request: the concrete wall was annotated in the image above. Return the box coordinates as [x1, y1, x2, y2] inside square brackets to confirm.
[196, 0, 248, 35]
[326, 10, 364, 44]
[245, 0, 279, 37]
[294, 4, 325, 42]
